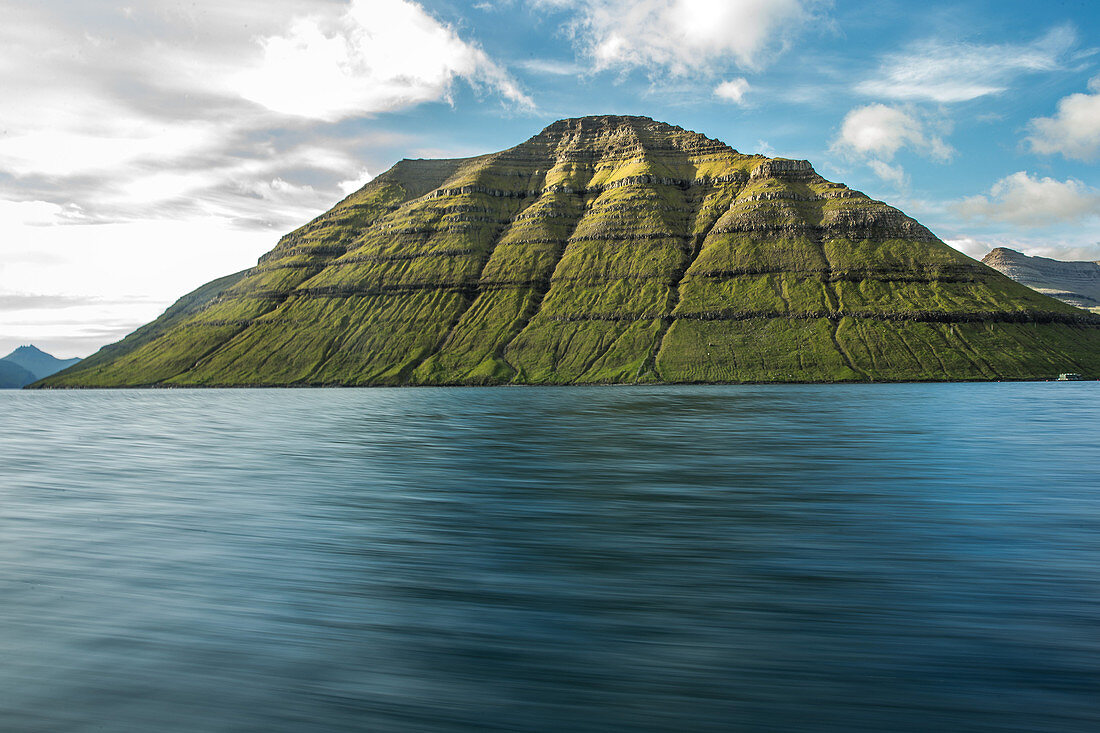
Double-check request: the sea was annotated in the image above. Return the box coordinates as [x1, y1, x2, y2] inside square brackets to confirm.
[2, 384, 1099, 732]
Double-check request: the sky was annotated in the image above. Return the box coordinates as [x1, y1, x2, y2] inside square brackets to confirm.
[2, 0, 1099, 357]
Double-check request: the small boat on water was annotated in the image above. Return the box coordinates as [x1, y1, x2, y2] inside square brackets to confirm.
[1057, 373, 1083, 381]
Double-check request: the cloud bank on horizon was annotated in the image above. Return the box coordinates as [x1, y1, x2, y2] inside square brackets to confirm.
[1, 0, 1099, 356]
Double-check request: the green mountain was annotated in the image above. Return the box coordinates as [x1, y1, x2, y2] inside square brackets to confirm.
[38, 115, 1100, 387]
[2, 345, 81, 385]
[47, 269, 249, 381]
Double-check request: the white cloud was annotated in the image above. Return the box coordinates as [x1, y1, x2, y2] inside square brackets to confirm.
[1023, 243, 1100, 262]
[235, 0, 532, 120]
[856, 26, 1077, 103]
[945, 236, 1100, 263]
[0, 200, 71, 227]
[943, 237, 993, 259]
[545, 0, 825, 75]
[831, 104, 952, 184]
[0, 1, 524, 228]
[714, 77, 751, 104]
[954, 172, 1100, 227]
[834, 105, 952, 161]
[0, 0, 529, 356]
[0, 123, 222, 179]
[868, 160, 906, 187]
[338, 169, 374, 195]
[241, 177, 321, 208]
[517, 59, 582, 76]
[0, 216, 275, 357]
[1027, 76, 1100, 161]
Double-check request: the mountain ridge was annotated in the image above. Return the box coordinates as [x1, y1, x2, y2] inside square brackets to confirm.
[2, 345, 81, 388]
[37, 115, 1100, 387]
[982, 247, 1100, 314]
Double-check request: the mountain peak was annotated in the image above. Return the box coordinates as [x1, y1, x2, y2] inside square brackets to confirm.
[528, 115, 739, 158]
[538, 114, 663, 133]
[983, 248, 1100, 312]
[35, 116, 1100, 387]
[2, 344, 81, 383]
[9, 344, 47, 356]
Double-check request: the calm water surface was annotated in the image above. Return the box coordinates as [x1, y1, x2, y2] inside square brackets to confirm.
[2, 384, 1099, 732]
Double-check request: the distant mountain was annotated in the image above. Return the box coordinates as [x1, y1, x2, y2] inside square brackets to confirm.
[2, 345, 82, 384]
[33, 115, 1100, 386]
[40, 269, 249, 384]
[0, 359, 37, 389]
[983, 248, 1100, 314]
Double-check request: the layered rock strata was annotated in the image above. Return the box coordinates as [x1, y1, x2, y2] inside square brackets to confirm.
[983, 247, 1100, 314]
[40, 116, 1100, 386]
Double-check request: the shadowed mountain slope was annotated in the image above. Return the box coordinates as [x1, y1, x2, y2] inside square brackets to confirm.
[0, 359, 37, 389]
[38, 116, 1100, 386]
[2, 345, 81, 384]
[983, 247, 1100, 314]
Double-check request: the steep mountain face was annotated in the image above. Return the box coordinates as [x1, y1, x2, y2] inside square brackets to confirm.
[38, 115, 1100, 387]
[2, 345, 81, 383]
[983, 247, 1100, 314]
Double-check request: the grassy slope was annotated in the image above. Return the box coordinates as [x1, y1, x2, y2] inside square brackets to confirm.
[36, 269, 251, 386]
[38, 158, 464, 387]
[38, 116, 1100, 387]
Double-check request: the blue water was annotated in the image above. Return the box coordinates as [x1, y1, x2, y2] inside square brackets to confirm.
[1, 384, 1099, 732]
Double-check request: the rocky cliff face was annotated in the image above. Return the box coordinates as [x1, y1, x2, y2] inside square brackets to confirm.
[38, 115, 1100, 386]
[982, 247, 1100, 313]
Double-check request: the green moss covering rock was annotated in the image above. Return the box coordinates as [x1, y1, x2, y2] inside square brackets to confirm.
[37, 115, 1100, 387]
